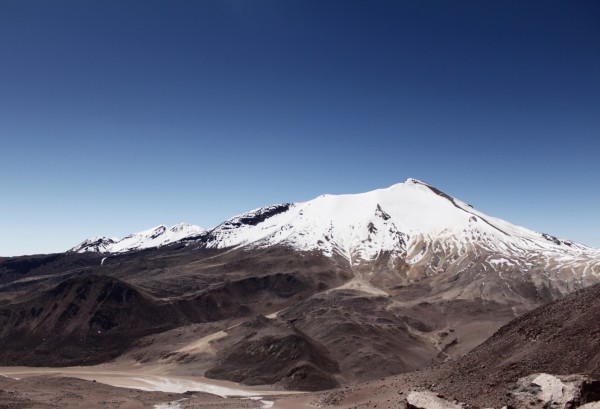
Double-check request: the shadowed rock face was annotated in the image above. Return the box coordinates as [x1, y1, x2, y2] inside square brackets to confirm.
[0, 254, 65, 276]
[0, 247, 347, 369]
[0, 268, 338, 366]
[223, 204, 292, 228]
[187, 273, 313, 322]
[205, 316, 340, 391]
[0, 274, 185, 365]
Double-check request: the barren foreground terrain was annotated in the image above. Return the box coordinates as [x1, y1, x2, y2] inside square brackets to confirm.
[2, 283, 600, 408]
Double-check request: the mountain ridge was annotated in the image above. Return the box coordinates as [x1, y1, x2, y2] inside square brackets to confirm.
[72, 178, 598, 256]
[70, 179, 600, 304]
[71, 222, 204, 253]
[2, 178, 599, 392]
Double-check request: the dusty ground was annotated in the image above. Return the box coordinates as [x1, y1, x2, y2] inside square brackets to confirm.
[0, 365, 294, 396]
[0, 372, 418, 409]
[0, 374, 295, 409]
[2, 242, 591, 392]
[0, 374, 240, 409]
[1, 246, 599, 408]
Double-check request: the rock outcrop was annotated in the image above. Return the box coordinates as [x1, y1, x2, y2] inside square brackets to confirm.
[510, 373, 600, 409]
[406, 391, 464, 409]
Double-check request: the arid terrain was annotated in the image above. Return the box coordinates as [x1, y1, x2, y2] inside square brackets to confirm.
[2, 279, 600, 409]
[1, 181, 599, 408]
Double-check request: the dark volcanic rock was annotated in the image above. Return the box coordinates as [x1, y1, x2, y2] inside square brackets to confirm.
[205, 317, 339, 391]
[217, 204, 292, 230]
[0, 275, 186, 365]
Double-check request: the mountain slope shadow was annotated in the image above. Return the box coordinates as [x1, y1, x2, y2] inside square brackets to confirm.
[0, 274, 187, 366]
[205, 315, 340, 391]
[425, 282, 600, 408]
[0, 266, 343, 367]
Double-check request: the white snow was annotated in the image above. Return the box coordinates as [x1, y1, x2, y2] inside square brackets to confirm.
[71, 223, 205, 253]
[70, 236, 117, 253]
[489, 258, 513, 266]
[204, 178, 599, 266]
[69, 179, 600, 280]
[208, 179, 465, 255]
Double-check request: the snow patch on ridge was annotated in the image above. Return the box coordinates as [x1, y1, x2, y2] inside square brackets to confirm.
[71, 223, 205, 253]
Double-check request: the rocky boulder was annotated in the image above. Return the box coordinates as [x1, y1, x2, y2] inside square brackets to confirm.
[406, 391, 464, 409]
[510, 373, 600, 409]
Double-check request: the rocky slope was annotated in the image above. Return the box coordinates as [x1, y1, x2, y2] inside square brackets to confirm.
[300, 283, 600, 408]
[0, 274, 192, 365]
[0, 179, 598, 391]
[426, 282, 600, 407]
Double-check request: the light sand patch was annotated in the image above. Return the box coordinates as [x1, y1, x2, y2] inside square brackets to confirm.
[175, 330, 228, 355]
[270, 395, 315, 409]
[332, 278, 389, 296]
[0, 366, 289, 398]
[265, 310, 282, 319]
[260, 399, 274, 408]
[242, 396, 275, 408]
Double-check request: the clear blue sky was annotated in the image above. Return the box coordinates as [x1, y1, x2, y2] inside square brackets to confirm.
[1, 0, 599, 256]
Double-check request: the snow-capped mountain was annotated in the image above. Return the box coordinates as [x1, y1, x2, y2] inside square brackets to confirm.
[196, 178, 599, 299]
[40, 178, 600, 383]
[71, 223, 204, 253]
[204, 178, 592, 255]
[69, 179, 599, 301]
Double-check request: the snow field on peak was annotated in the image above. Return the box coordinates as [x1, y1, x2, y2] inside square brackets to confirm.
[204, 179, 599, 273]
[71, 178, 599, 276]
[72, 223, 205, 253]
[207, 181, 509, 254]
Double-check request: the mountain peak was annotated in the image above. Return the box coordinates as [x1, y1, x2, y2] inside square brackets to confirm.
[382, 178, 436, 194]
[71, 223, 205, 253]
[404, 177, 426, 185]
[200, 180, 598, 263]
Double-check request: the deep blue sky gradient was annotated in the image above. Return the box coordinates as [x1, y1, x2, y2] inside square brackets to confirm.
[1, 1, 599, 255]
